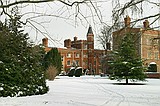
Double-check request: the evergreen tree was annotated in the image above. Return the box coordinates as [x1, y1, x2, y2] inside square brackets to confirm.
[110, 33, 146, 84]
[0, 13, 48, 97]
[43, 48, 62, 74]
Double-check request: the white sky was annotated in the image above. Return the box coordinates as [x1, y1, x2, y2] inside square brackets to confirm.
[1, 0, 159, 49]
[20, 0, 113, 49]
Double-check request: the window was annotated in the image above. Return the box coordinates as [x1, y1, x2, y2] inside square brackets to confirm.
[152, 39, 159, 45]
[146, 38, 150, 45]
[83, 60, 88, 66]
[83, 54, 88, 58]
[148, 63, 157, 72]
[84, 44, 87, 49]
[76, 60, 79, 66]
[94, 61, 96, 66]
[67, 53, 71, 58]
[83, 61, 86, 66]
[75, 53, 80, 58]
[67, 60, 71, 66]
[147, 51, 152, 59]
[154, 52, 159, 60]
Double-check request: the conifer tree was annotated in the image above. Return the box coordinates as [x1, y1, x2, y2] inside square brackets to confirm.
[0, 12, 48, 97]
[43, 48, 62, 74]
[110, 33, 146, 84]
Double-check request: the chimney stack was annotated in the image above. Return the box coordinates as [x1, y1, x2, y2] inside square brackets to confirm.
[42, 38, 48, 47]
[124, 16, 131, 27]
[143, 20, 150, 29]
[64, 39, 71, 48]
[74, 36, 77, 41]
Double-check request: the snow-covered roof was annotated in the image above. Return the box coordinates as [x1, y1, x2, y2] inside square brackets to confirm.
[70, 67, 75, 70]
[76, 67, 82, 69]
[150, 62, 156, 64]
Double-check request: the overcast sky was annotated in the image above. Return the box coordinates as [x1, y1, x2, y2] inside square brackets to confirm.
[3, 0, 159, 49]
[20, 0, 113, 49]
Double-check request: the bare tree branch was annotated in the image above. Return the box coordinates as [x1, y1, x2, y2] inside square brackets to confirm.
[0, 0, 91, 8]
[112, 0, 160, 29]
[59, 0, 88, 6]
[0, 0, 103, 46]
[0, 0, 55, 8]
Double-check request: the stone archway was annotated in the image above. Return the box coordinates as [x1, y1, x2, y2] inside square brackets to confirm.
[148, 62, 157, 72]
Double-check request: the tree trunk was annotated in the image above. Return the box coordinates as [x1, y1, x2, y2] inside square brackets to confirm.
[126, 77, 128, 84]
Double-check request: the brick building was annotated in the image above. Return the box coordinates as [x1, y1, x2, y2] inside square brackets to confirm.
[113, 16, 160, 73]
[42, 26, 106, 75]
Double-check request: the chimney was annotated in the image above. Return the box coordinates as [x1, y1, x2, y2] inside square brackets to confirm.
[42, 38, 48, 47]
[124, 16, 131, 27]
[64, 39, 71, 48]
[74, 36, 77, 41]
[143, 20, 150, 29]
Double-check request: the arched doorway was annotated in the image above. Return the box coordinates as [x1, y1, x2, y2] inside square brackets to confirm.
[148, 62, 157, 72]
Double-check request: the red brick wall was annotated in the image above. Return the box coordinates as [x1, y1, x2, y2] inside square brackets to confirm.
[146, 73, 160, 78]
[112, 17, 160, 73]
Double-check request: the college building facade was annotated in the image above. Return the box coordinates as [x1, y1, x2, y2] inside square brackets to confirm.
[43, 16, 160, 76]
[42, 26, 106, 75]
[113, 16, 160, 74]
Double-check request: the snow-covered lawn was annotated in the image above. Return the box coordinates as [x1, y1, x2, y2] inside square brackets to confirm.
[0, 76, 160, 106]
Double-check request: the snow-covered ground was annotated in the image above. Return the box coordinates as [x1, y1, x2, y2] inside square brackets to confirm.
[0, 76, 160, 106]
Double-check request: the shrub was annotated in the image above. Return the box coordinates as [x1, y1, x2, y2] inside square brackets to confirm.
[75, 67, 82, 77]
[67, 68, 75, 77]
[43, 48, 62, 75]
[46, 65, 58, 80]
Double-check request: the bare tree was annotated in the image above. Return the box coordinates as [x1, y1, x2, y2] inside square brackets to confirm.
[98, 25, 112, 50]
[98, 0, 160, 50]
[112, 0, 160, 30]
[98, 25, 112, 74]
[1, 0, 159, 29]
[0, 0, 102, 44]
[0, 0, 159, 46]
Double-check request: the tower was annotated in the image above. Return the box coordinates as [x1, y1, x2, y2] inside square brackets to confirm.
[87, 25, 94, 73]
